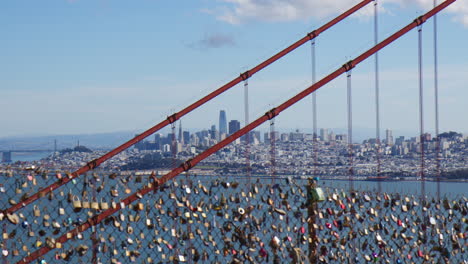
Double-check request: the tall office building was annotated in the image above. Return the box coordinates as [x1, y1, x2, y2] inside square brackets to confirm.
[386, 129, 394, 145]
[210, 125, 218, 140]
[183, 131, 190, 145]
[228, 120, 240, 135]
[320, 128, 329, 142]
[178, 121, 183, 145]
[2, 151, 12, 163]
[219, 110, 227, 135]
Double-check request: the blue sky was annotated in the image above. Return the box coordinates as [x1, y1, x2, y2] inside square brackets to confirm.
[1, 0, 467, 138]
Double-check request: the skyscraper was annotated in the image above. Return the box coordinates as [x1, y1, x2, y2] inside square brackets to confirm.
[386, 129, 394, 145]
[219, 110, 227, 135]
[178, 121, 183, 145]
[228, 120, 240, 135]
[320, 128, 329, 142]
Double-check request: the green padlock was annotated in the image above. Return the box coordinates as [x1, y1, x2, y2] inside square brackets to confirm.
[309, 187, 325, 202]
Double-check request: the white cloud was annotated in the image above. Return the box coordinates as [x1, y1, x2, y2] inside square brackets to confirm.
[212, 0, 468, 27]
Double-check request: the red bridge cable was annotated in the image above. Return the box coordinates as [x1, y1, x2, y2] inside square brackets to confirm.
[3, 0, 373, 215]
[16, 2, 455, 263]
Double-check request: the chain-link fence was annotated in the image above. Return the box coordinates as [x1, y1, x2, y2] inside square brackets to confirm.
[1, 166, 467, 264]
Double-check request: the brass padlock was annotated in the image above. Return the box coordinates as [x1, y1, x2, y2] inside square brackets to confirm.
[110, 189, 119, 197]
[82, 196, 90, 209]
[91, 198, 99, 210]
[134, 202, 144, 211]
[100, 198, 109, 210]
[72, 196, 82, 211]
[33, 205, 41, 217]
[28, 226, 35, 237]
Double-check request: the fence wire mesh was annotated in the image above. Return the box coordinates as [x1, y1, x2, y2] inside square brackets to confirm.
[1, 166, 467, 264]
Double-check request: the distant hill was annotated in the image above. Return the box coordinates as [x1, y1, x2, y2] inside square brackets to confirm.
[0, 131, 139, 150]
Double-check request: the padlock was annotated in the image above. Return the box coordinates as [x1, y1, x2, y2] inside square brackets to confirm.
[134, 202, 144, 211]
[43, 210, 50, 221]
[309, 187, 325, 202]
[72, 195, 82, 209]
[82, 196, 90, 209]
[111, 188, 119, 197]
[33, 205, 41, 217]
[135, 175, 142, 183]
[48, 190, 54, 201]
[67, 189, 73, 203]
[28, 227, 35, 237]
[100, 198, 109, 210]
[91, 198, 99, 210]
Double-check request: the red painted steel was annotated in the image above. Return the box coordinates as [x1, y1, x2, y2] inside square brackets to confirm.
[4, 0, 373, 215]
[16, 1, 455, 262]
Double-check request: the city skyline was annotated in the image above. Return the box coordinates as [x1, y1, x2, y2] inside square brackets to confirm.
[1, 1, 468, 138]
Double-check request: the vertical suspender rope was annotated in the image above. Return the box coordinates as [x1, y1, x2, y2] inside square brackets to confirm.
[244, 79, 252, 202]
[374, 0, 382, 193]
[347, 70, 354, 192]
[418, 24, 426, 202]
[346, 68, 357, 264]
[433, 0, 441, 201]
[91, 174, 98, 264]
[185, 172, 193, 264]
[171, 122, 179, 254]
[270, 118, 276, 179]
[311, 39, 319, 178]
[310, 37, 319, 264]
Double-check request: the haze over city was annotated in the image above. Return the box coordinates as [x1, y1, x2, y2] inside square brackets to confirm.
[1, 0, 468, 138]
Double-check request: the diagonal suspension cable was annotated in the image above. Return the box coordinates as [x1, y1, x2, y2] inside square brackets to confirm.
[2, 0, 375, 216]
[15, 2, 456, 262]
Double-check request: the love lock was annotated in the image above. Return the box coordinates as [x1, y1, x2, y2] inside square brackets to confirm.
[72, 195, 82, 210]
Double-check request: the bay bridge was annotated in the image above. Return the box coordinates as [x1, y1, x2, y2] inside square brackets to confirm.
[1, 0, 466, 263]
